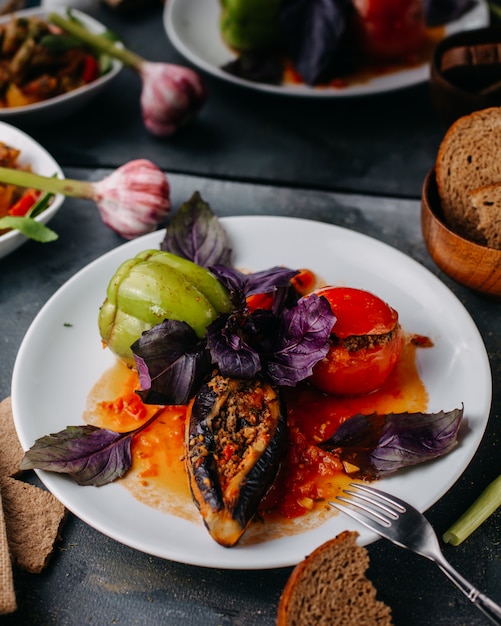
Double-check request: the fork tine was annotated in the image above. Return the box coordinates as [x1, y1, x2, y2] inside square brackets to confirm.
[342, 489, 401, 519]
[335, 495, 395, 527]
[346, 482, 407, 512]
[329, 483, 406, 533]
[329, 499, 387, 532]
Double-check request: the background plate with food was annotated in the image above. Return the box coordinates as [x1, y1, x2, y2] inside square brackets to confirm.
[11, 216, 491, 569]
[164, 0, 489, 97]
[0, 120, 63, 259]
[0, 6, 122, 123]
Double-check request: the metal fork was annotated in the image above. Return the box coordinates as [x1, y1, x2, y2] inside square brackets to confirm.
[331, 483, 501, 625]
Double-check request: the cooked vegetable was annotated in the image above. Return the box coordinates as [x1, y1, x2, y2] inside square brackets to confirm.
[0, 189, 57, 242]
[98, 249, 231, 365]
[130, 258, 334, 404]
[185, 374, 287, 547]
[8, 187, 39, 216]
[0, 140, 58, 241]
[137, 249, 232, 314]
[320, 406, 463, 479]
[351, 0, 427, 62]
[219, 0, 282, 52]
[443, 474, 501, 545]
[309, 287, 403, 395]
[0, 13, 109, 108]
[222, 0, 473, 86]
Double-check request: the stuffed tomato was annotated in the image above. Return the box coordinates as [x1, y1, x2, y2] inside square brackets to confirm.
[309, 286, 403, 396]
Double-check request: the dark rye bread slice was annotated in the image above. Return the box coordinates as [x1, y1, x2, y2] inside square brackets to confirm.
[276, 531, 393, 626]
[0, 477, 67, 574]
[469, 183, 501, 249]
[0, 397, 67, 574]
[435, 106, 501, 244]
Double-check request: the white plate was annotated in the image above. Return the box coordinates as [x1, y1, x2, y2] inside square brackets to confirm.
[12, 216, 491, 569]
[0, 7, 122, 124]
[0, 121, 64, 259]
[164, 0, 489, 97]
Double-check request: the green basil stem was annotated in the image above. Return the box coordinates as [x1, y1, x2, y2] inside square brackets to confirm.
[49, 12, 143, 71]
[443, 475, 501, 546]
[0, 166, 95, 200]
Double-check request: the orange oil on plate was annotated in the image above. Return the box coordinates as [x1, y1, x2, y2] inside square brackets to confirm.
[84, 335, 428, 542]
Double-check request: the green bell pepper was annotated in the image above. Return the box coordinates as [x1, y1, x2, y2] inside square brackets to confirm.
[98, 250, 232, 365]
[220, 0, 282, 52]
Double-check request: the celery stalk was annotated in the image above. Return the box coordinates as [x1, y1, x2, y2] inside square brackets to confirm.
[443, 475, 501, 546]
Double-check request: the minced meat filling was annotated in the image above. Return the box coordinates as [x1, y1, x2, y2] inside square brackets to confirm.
[208, 376, 274, 489]
[339, 324, 401, 352]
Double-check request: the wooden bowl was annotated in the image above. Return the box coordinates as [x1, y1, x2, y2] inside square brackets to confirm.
[421, 169, 501, 298]
[430, 26, 501, 126]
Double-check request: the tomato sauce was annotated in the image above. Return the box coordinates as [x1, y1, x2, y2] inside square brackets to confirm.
[83, 334, 428, 539]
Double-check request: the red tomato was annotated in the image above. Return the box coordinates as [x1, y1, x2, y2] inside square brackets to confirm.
[310, 287, 403, 396]
[351, 0, 427, 62]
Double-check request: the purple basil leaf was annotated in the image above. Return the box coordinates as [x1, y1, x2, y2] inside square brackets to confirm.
[320, 407, 464, 480]
[210, 265, 249, 308]
[20, 425, 134, 487]
[263, 293, 334, 386]
[211, 265, 299, 310]
[132, 319, 211, 405]
[423, 0, 473, 26]
[206, 313, 262, 379]
[244, 266, 299, 296]
[161, 192, 232, 267]
[279, 0, 350, 85]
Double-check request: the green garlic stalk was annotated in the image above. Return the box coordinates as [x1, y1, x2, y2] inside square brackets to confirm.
[0, 159, 171, 239]
[443, 475, 501, 546]
[49, 12, 207, 137]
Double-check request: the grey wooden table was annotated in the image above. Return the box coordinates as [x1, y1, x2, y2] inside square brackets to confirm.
[0, 2, 499, 624]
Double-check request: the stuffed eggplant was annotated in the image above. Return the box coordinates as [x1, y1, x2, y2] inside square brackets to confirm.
[185, 373, 287, 547]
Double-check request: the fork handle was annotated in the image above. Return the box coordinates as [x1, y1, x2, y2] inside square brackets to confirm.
[436, 556, 501, 624]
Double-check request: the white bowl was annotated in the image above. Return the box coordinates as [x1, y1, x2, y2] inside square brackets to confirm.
[0, 121, 64, 259]
[0, 6, 123, 125]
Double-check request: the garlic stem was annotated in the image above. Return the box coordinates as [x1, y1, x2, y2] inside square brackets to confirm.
[48, 12, 144, 71]
[443, 474, 501, 546]
[0, 166, 95, 200]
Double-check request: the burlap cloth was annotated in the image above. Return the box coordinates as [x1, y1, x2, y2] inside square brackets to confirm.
[0, 397, 67, 614]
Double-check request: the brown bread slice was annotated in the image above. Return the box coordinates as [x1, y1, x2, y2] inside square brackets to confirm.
[469, 183, 501, 249]
[1, 477, 67, 574]
[0, 486, 16, 614]
[0, 397, 25, 478]
[276, 530, 393, 626]
[435, 106, 501, 244]
[0, 397, 67, 574]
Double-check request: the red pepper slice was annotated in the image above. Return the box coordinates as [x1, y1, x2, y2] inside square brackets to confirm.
[8, 189, 40, 216]
[82, 55, 99, 83]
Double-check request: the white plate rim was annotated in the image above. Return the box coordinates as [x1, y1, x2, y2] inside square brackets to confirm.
[0, 6, 123, 118]
[164, 0, 489, 97]
[11, 215, 492, 569]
